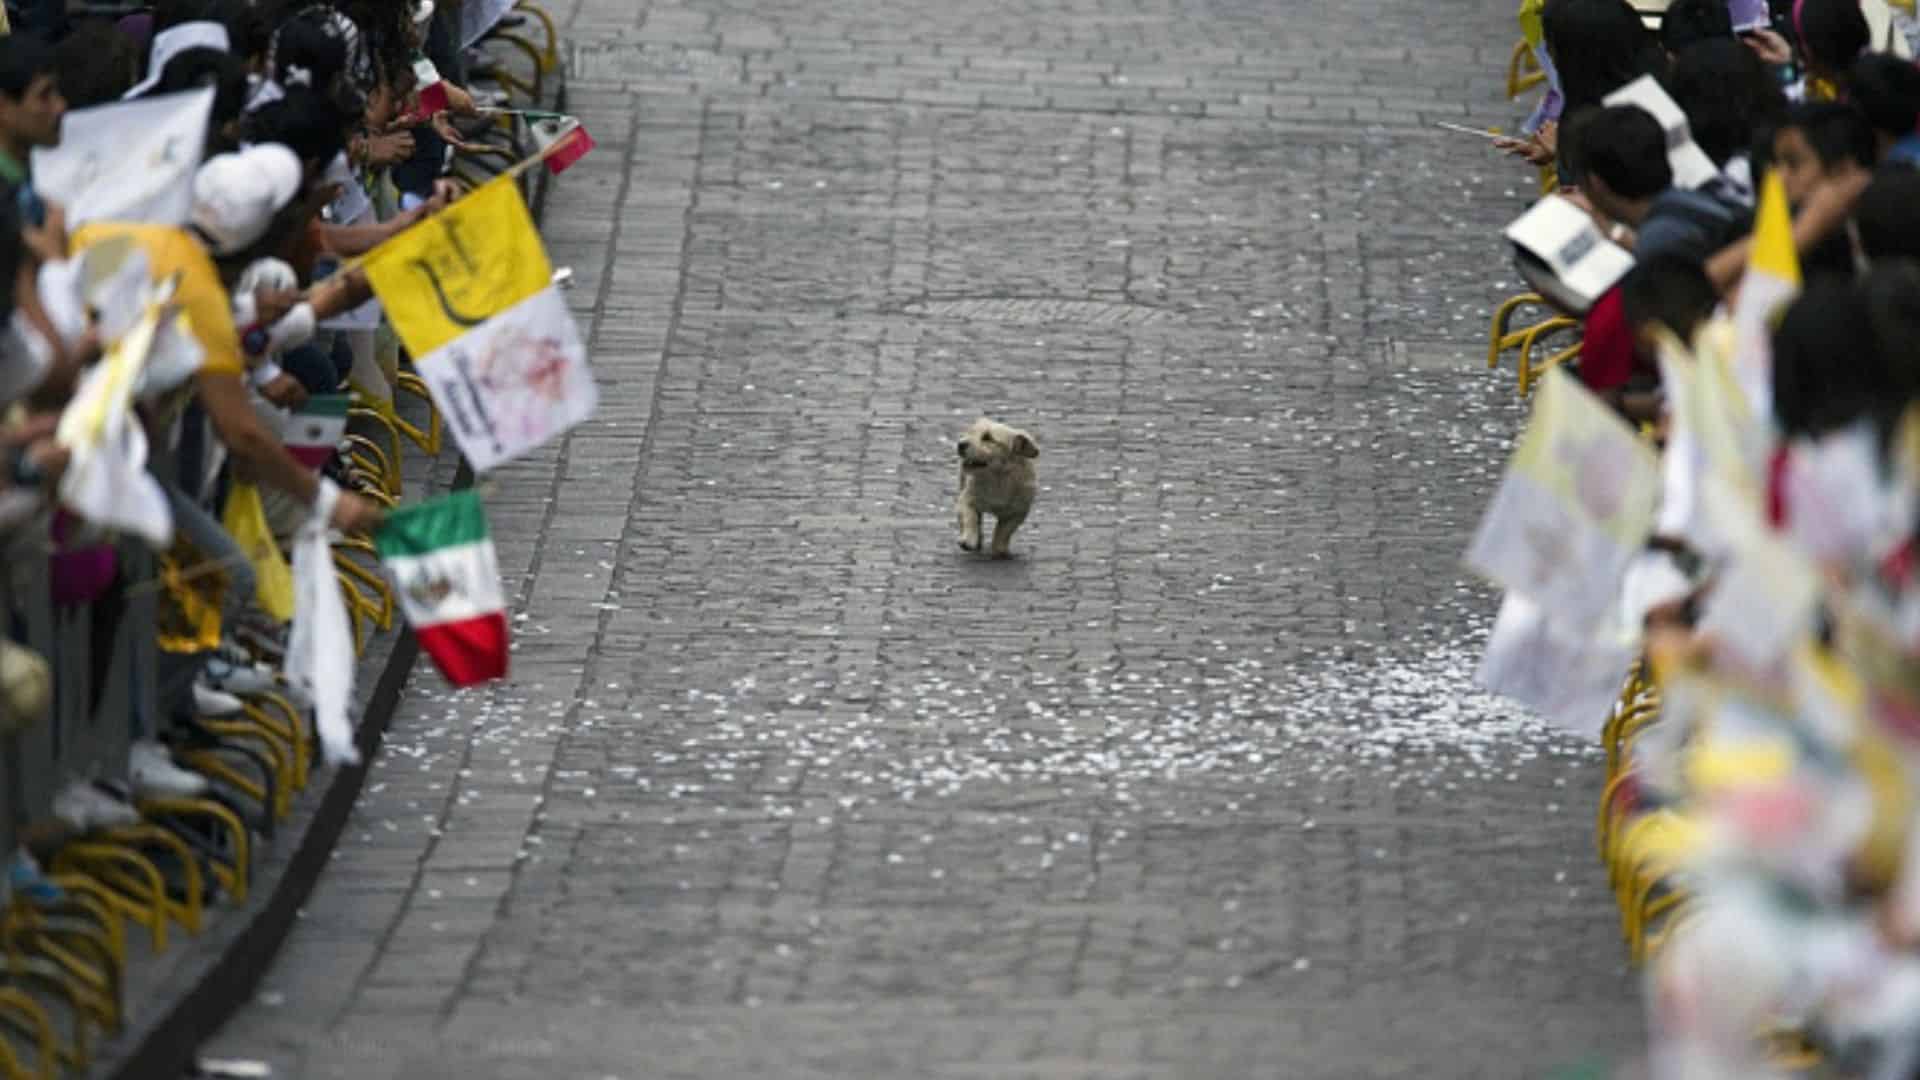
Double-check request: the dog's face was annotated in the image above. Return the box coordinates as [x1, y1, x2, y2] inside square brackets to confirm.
[957, 417, 1038, 471]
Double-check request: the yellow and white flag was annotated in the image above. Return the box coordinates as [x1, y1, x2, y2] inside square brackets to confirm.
[413, 284, 596, 474]
[1729, 170, 1801, 425]
[54, 285, 176, 546]
[1464, 368, 1662, 632]
[1655, 322, 1768, 555]
[363, 174, 552, 359]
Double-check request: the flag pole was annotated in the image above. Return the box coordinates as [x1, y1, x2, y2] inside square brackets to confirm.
[330, 135, 574, 279]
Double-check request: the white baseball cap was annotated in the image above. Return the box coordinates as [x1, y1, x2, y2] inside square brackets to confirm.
[190, 144, 305, 257]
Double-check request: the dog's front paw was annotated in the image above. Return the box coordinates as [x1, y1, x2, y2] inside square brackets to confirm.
[958, 535, 981, 552]
[990, 548, 1014, 560]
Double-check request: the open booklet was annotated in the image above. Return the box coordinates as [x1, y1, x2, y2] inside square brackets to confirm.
[1505, 195, 1635, 315]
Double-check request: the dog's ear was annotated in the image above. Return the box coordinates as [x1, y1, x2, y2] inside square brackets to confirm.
[1011, 431, 1039, 459]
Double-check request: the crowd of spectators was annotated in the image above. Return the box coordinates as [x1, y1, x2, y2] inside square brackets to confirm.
[1486, 1, 1920, 1074]
[0, 0, 534, 1041]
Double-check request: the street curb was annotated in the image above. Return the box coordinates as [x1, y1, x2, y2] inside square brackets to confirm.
[105, 69, 569, 1079]
[110, 625, 424, 1080]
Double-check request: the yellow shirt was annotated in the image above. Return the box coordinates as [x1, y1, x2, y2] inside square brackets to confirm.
[70, 222, 245, 378]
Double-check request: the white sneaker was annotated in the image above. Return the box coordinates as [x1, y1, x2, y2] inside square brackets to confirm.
[203, 657, 278, 698]
[51, 781, 140, 832]
[192, 682, 244, 717]
[129, 739, 209, 798]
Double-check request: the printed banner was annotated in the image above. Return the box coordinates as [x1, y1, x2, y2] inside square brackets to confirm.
[413, 285, 596, 474]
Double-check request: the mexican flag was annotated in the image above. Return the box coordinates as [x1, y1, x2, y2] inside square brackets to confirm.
[281, 394, 349, 469]
[375, 490, 508, 686]
[531, 114, 596, 175]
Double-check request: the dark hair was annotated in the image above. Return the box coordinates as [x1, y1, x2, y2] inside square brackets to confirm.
[1543, 0, 1670, 112]
[1621, 256, 1718, 341]
[1802, 226, 1861, 281]
[334, 0, 415, 94]
[153, 0, 269, 62]
[267, 7, 364, 117]
[241, 86, 350, 168]
[1848, 53, 1920, 140]
[1854, 169, 1920, 261]
[1660, 0, 1733, 54]
[1865, 261, 1920, 418]
[1797, 0, 1871, 77]
[1772, 279, 1896, 439]
[0, 34, 58, 101]
[151, 0, 209, 31]
[1579, 104, 1674, 198]
[1778, 101, 1878, 169]
[1669, 38, 1787, 165]
[54, 20, 141, 108]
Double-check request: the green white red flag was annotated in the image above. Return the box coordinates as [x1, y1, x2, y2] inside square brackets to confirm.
[280, 393, 349, 469]
[531, 114, 596, 174]
[375, 489, 508, 686]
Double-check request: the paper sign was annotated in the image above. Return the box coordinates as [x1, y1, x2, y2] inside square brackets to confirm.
[35, 87, 215, 228]
[1505, 196, 1635, 312]
[1729, 0, 1772, 30]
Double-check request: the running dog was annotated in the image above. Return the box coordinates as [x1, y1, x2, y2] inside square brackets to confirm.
[954, 417, 1039, 558]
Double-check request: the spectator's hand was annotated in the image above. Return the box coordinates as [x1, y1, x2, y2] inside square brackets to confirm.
[2, 418, 68, 490]
[254, 286, 300, 328]
[425, 178, 461, 214]
[23, 440, 68, 486]
[260, 372, 310, 410]
[62, 327, 100, 369]
[365, 130, 415, 167]
[2, 413, 58, 448]
[1494, 122, 1556, 167]
[328, 490, 386, 535]
[431, 111, 490, 155]
[1741, 29, 1794, 66]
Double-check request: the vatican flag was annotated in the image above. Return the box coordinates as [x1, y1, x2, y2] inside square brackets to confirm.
[362, 174, 551, 359]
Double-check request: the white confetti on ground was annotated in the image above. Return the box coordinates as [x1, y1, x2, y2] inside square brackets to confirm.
[375, 633, 1590, 831]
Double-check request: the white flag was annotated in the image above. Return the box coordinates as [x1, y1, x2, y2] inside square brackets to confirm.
[1478, 591, 1638, 739]
[414, 285, 596, 473]
[34, 87, 214, 228]
[285, 484, 359, 767]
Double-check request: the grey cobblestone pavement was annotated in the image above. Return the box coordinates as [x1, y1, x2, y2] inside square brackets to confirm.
[201, 0, 1645, 1076]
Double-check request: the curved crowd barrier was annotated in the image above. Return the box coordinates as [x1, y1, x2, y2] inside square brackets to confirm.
[0, 2, 577, 1075]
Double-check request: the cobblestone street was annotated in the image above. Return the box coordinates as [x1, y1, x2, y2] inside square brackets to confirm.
[204, 0, 1645, 1075]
